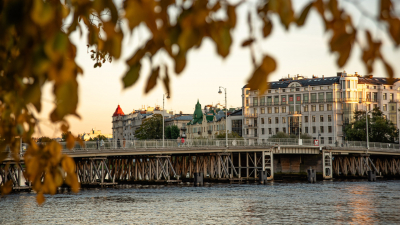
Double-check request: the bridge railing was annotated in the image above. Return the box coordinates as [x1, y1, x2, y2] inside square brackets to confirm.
[25, 138, 400, 153]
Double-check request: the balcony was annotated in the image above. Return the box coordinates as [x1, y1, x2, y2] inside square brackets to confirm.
[288, 111, 302, 115]
[250, 103, 258, 107]
[244, 124, 258, 128]
[244, 113, 258, 118]
[243, 133, 258, 138]
[208, 130, 212, 134]
[180, 127, 187, 131]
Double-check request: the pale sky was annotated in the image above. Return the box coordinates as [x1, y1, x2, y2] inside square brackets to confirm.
[34, 0, 400, 138]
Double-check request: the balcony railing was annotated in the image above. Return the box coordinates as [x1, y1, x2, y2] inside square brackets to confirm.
[244, 113, 258, 118]
[244, 124, 258, 128]
[250, 103, 258, 107]
[288, 111, 301, 115]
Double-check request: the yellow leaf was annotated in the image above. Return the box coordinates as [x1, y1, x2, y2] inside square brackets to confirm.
[124, 0, 146, 30]
[50, 80, 78, 122]
[145, 67, 160, 93]
[227, 5, 237, 27]
[296, 2, 313, 26]
[44, 173, 57, 195]
[241, 38, 255, 47]
[66, 133, 75, 150]
[247, 55, 277, 95]
[31, 0, 54, 27]
[37, 192, 45, 205]
[62, 156, 75, 174]
[174, 50, 187, 74]
[1, 180, 13, 195]
[263, 19, 273, 37]
[123, 63, 141, 88]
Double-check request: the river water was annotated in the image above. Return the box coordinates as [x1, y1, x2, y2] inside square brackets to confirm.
[1, 180, 400, 224]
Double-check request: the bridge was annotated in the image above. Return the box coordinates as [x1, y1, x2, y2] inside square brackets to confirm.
[1, 139, 400, 190]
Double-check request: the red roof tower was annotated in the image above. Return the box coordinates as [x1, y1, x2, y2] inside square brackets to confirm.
[112, 105, 125, 117]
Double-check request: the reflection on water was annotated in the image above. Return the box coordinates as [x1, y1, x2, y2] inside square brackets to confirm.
[1, 180, 400, 224]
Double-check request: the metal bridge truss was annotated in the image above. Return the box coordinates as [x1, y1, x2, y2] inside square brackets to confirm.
[0, 163, 30, 190]
[331, 155, 396, 177]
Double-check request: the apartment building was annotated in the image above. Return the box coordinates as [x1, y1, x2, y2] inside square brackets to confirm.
[242, 71, 400, 144]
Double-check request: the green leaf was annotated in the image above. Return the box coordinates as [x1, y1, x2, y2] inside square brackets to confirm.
[123, 63, 141, 88]
[145, 67, 160, 93]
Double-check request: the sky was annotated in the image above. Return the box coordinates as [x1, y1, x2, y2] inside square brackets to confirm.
[34, 0, 400, 138]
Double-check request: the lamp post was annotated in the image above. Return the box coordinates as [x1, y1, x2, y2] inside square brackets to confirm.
[218, 86, 228, 148]
[163, 93, 170, 148]
[359, 100, 369, 150]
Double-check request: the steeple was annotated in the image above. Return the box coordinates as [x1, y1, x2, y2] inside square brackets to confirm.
[112, 104, 125, 117]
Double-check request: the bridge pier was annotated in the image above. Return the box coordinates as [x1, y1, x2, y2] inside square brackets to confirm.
[322, 151, 333, 179]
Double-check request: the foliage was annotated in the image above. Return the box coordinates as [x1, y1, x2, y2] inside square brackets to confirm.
[61, 132, 71, 141]
[1, 0, 400, 203]
[268, 132, 312, 139]
[216, 131, 243, 139]
[344, 107, 398, 143]
[38, 136, 53, 143]
[89, 135, 108, 141]
[134, 114, 163, 140]
[165, 125, 180, 139]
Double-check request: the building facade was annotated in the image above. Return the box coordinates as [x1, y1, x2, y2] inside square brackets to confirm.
[242, 72, 400, 144]
[165, 115, 193, 138]
[186, 100, 228, 139]
[79, 129, 113, 141]
[112, 104, 172, 141]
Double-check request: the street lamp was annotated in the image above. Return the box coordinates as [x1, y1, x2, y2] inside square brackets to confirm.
[163, 93, 170, 148]
[218, 86, 228, 148]
[359, 100, 369, 150]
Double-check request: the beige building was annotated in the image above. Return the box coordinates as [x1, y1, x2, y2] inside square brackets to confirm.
[186, 100, 228, 139]
[243, 71, 400, 144]
[79, 128, 112, 141]
[165, 115, 193, 138]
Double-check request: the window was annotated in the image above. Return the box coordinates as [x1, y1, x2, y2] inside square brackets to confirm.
[303, 94, 309, 103]
[305, 127, 308, 133]
[326, 92, 333, 102]
[245, 97, 249, 106]
[268, 128, 272, 134]
[261, 108, 265, 114]
[246, 129, 249, 135]
[275, 117, 279, 124]
[390, 93, 394, 101]
[374, 104, 378, 109]
[329, 137, 332, 144]
[311, 105, 316, 111]
[282, 117, 286, 123]
[262, 128, 265, 135]
[321, 137, 325, 144]
[268, 118, 272, 124]
[319, 104, 324, 111]
[328, 115, 332, 122]
[320, 115, 324, 122]
[383, 93, 387, 100]
[312, 116, 316, 122]
[282, 89, 286, 92]
[347, 80, 350, 88]
[261, 118, 265, 124]
[275, 107, 279, 113]
[318, 92, 324, 102]
[268, 107, 272, 113]
[328, 126, 332, 133]
[282, 128, 286, 133]
[311, 93, 317, 102]
[246, 90, 249, 94]
[383, 104, 387, 111]
[327, 104, 332, 111]
[282, 107, 286, 113]
[276, 128, 279, 133]
[304, 105, 309, 112]
[305, 116, 308, 123]
[312, 126, 316, 133]
[253, 97, 258, 106]
[320, 126, 324, 133]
